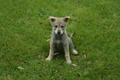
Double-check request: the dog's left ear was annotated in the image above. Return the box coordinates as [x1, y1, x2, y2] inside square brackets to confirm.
[63, 16, 70, 23]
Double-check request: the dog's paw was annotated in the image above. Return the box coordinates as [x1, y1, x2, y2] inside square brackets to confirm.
[66, 60, 72, 64]
[45, 57, 51, 61]
[72, 49, 78, 55]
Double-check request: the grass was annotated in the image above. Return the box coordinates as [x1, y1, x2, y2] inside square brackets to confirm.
[0, 0, 120, 80]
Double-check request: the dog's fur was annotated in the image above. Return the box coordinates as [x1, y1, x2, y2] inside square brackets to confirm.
[46, 16, 78, 64]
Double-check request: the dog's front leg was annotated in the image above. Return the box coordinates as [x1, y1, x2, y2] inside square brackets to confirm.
[46, 43, 54, 61]
[64, 44, 72, 64]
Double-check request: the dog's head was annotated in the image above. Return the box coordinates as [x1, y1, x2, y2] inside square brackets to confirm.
[49, 16, 70, 35]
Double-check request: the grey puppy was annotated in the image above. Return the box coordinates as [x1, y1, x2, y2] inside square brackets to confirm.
[46, 16, 78, 64]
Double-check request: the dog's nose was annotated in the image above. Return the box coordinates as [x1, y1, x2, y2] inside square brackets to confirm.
[57, 31, 61, 34]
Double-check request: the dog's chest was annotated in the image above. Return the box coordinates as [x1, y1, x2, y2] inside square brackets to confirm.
[55, 40, 64, 53]
[54, 39, 63, 46]
[54, 34, 65, 52]
[54, 34, 63, 44]
[56, 40, 62, 44]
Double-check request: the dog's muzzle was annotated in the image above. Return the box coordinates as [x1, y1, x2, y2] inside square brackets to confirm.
[55, 30, 63, 35]
[57, 30, 61, 34]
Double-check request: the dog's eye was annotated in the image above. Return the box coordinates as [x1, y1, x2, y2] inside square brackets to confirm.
[61, 25, 64, 28]
[54, 25, 57, 28]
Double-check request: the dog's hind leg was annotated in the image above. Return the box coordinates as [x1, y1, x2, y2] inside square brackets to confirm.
[69, 39, 78, 55]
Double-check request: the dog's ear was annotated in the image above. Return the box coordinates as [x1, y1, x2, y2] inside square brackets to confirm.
[63, 16, 70, 23]
[49, 16, 56, 22]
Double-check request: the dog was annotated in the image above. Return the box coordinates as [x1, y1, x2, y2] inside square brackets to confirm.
[46, 16, 78, 64]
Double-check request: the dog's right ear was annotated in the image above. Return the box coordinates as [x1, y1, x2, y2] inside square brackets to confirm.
[49, 16, 56, 22]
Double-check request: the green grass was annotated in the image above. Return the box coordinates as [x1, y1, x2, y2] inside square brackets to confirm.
[0, 0, 120, 80]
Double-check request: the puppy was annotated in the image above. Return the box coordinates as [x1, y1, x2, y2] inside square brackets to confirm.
[46, 16, 78, 64]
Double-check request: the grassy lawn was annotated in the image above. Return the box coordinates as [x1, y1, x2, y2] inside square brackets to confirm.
[0, 0, 120, 80]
